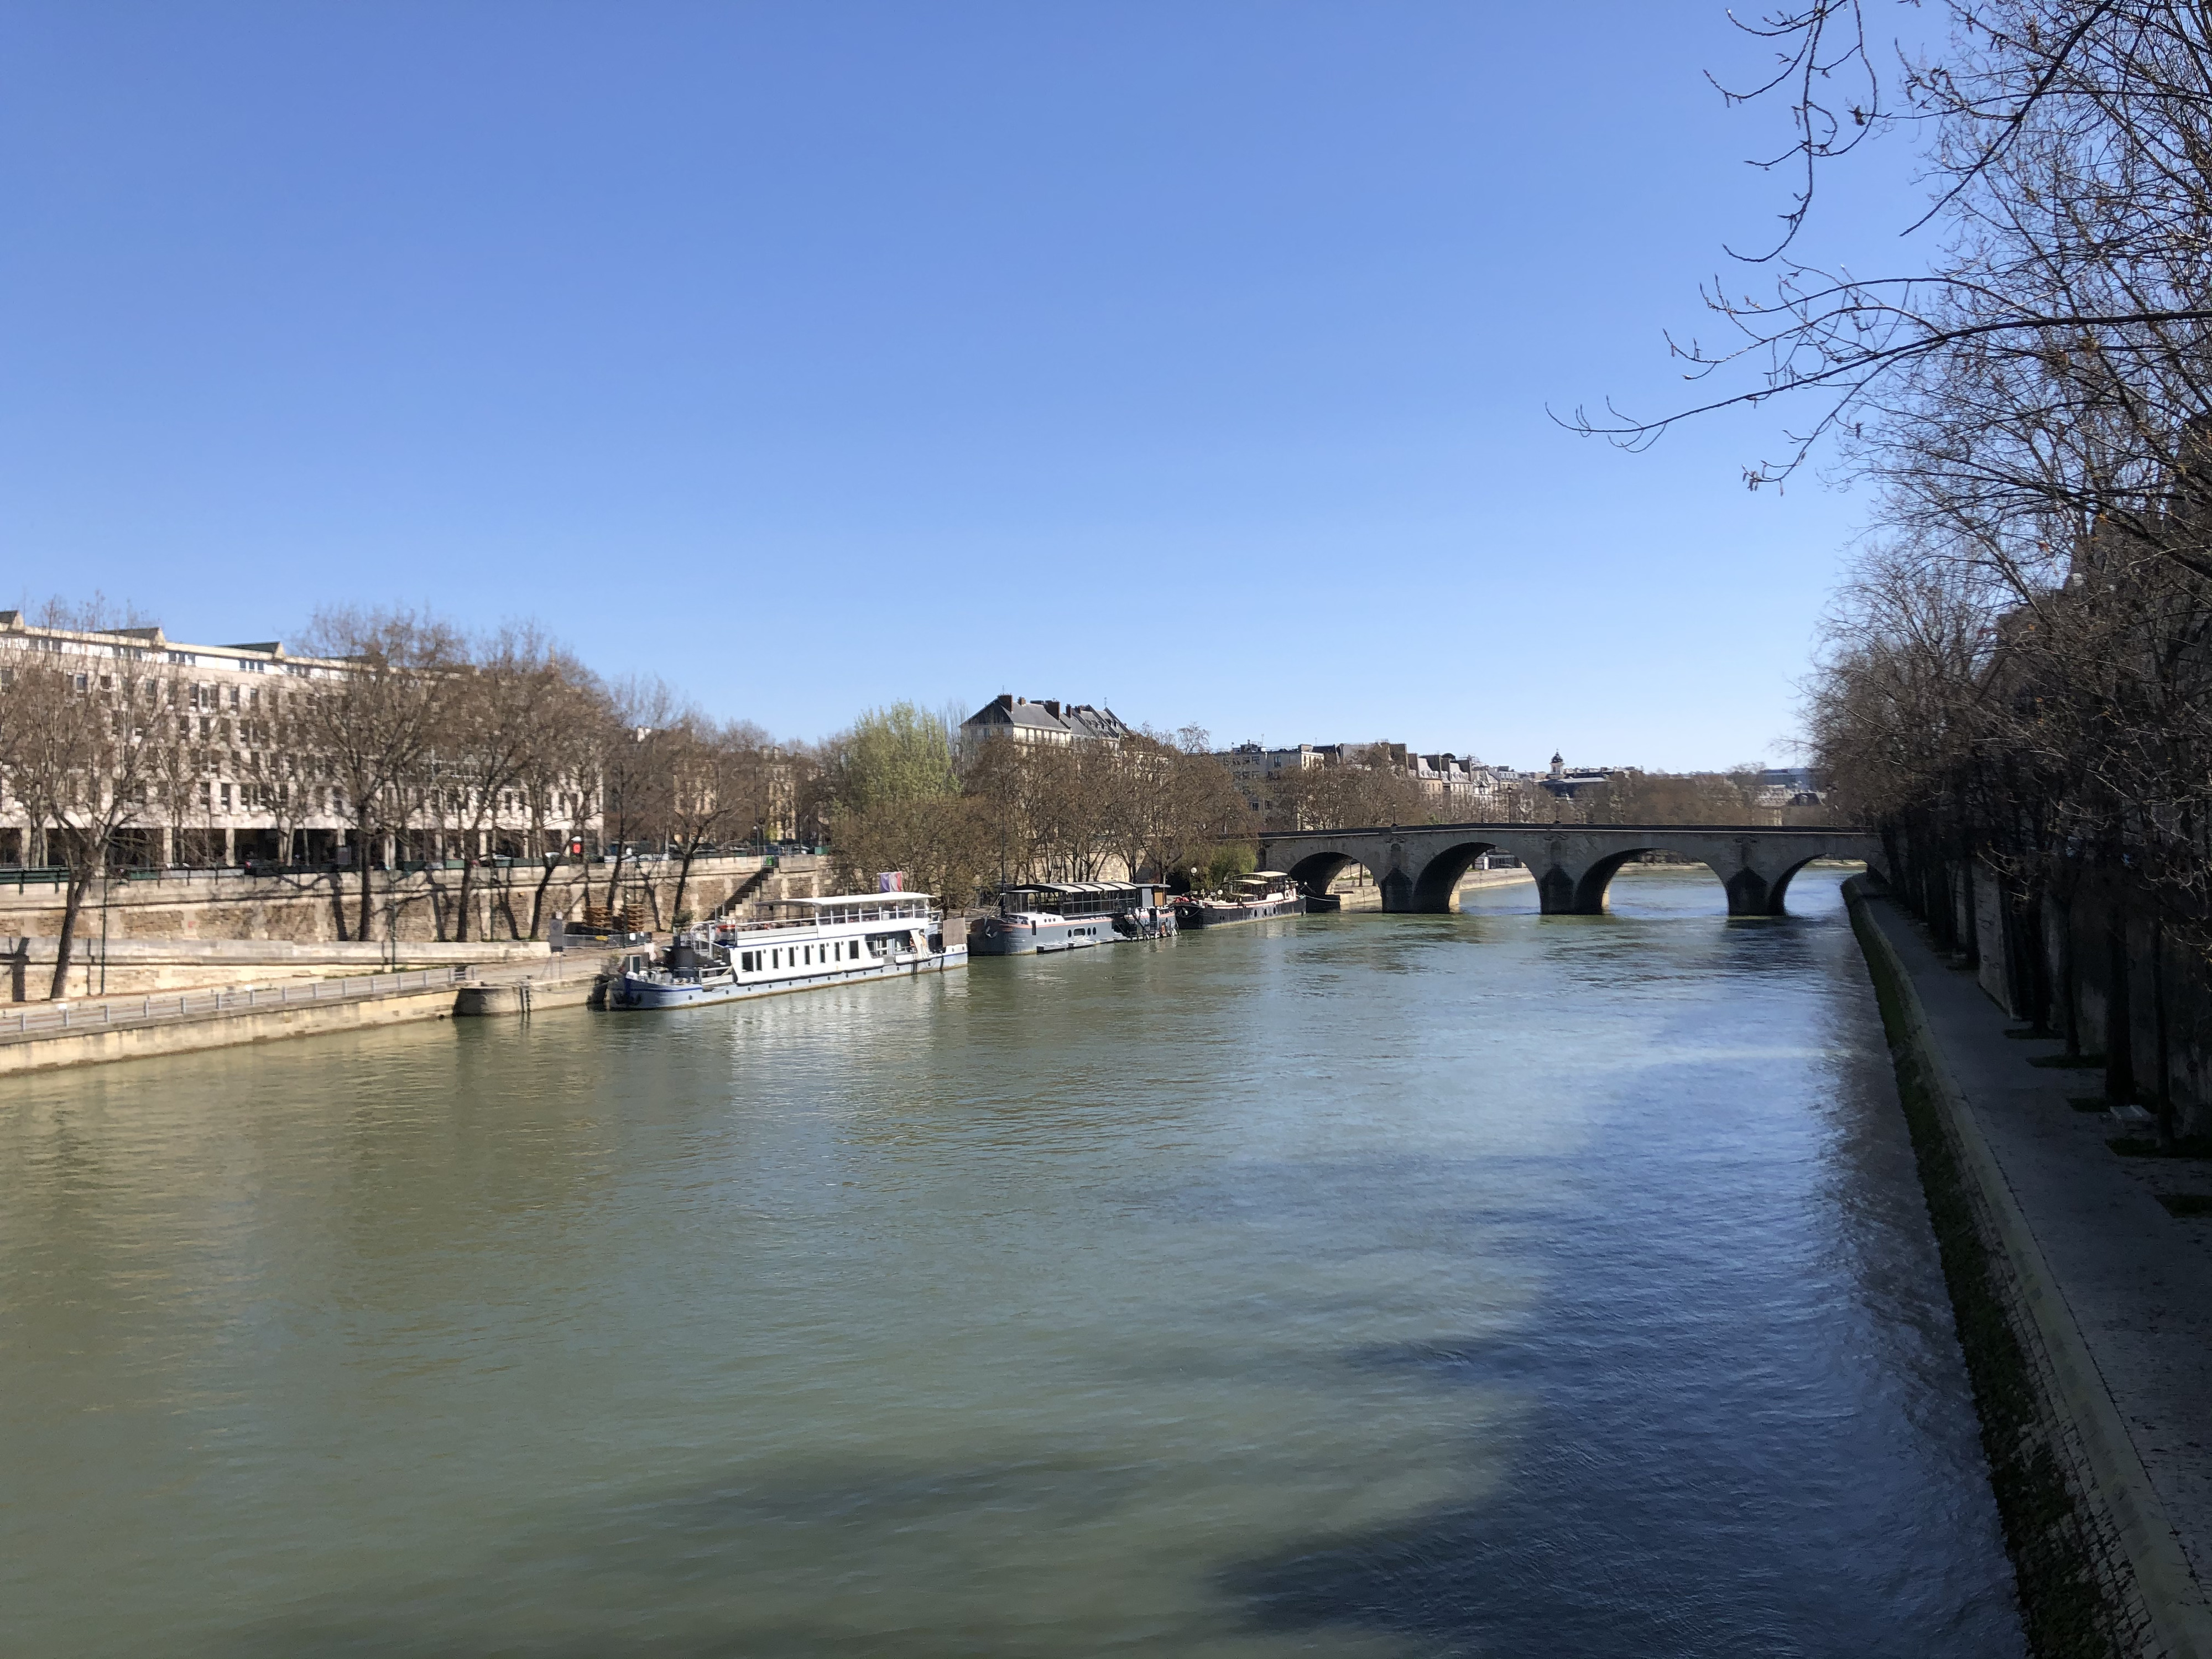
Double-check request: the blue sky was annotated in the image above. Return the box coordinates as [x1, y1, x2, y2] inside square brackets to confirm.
[0, 2, 1933, 769]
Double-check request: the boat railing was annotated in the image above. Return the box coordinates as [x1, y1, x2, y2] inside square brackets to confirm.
[694, 906, 934, 938]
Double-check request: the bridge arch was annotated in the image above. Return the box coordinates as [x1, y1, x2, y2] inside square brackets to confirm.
[1410, 841, 1504, 911]
[1255, 825, 1878, 919]
[1567, 848, 1826, 917]
[1568, 848, 1720, 914]
[1285, 849, 1364, 896]
[1759, 854, 1825, 916]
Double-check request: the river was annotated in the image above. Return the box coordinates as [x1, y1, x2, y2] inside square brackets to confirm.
[0, 867, 2023, 1657]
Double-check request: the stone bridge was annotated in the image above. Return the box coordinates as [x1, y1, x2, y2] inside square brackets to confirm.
[1253, 823, 1882, 917]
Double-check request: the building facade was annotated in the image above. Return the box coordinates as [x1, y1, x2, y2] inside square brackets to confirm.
[0, 613, 589, 870]
[961, 695, 1133, 750]
[1535, 753, 1619, 801]
[1220, 740, 1514, 825]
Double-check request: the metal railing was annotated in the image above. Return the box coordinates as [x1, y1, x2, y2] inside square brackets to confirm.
[3, 965, 476, 1042]
[0, 849, 805, 893]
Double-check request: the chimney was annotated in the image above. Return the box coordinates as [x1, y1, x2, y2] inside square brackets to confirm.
[1043, 700, 1062, 718]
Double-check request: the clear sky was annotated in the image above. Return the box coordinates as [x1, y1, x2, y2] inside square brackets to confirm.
[0, 2, 1933, 770]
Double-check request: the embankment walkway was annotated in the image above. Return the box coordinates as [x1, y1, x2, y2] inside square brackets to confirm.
[1854, 880, 2212, 1657]
[0, 953, 607, 1077]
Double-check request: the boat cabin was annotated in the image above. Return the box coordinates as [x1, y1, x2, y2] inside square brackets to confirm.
[994, 880, 1164, 920]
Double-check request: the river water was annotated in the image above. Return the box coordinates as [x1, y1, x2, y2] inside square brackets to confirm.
[0, 868, 2023, 1657]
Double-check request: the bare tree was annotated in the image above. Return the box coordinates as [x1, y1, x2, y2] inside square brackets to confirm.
[596, 676, 676, 925]
[0, 639, 178, 995]
[1585, 769, 1764, 825]
[432, 625, 573, 941]
[296, 607, 464, 943]
[1142, 739, 1250, 892]
[662, 718, 773, 924]
[514, 651, 607, 939]
[1272, 744, 1436, 832]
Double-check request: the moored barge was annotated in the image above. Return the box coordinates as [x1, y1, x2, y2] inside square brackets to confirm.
[608, 893, 965, 1009]
[1174, 871, 1307, 928]
[968, 880, 1177, 956]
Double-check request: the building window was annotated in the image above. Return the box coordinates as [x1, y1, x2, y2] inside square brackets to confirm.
[220, 783, 232, 810]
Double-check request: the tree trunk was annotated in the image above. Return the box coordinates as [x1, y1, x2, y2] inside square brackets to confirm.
[670, 844, 698, 928]
[48, 867, 93, 999]
[357, 816, 377, 945]
[453, 856, 475, 942]
[497, 865, 521, 940]
[2106, 889, 2137, 1106]
[529, 857, 562, 940]
[2021, 878, 2053, 1035]
[2059, 884, 2083, 1059]
[2152, 911, 2176, 1149]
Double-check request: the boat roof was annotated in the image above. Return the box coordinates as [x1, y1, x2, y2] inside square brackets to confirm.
[782, 893, 934, 905]
[1244, 870, 1288, 880]
[1003, 880, 1146, 894]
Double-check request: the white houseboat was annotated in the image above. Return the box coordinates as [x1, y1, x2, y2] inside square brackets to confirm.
[608, 893, 966, 1010]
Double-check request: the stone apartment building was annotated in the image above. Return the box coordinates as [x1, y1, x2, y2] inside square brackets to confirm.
[1408, 750, 1500, 813]
[1222, 742, 1331, 822]
[0, 613, 579, 869]
[959, 695, 1133, 750]
[1222, 740, 1509, 825]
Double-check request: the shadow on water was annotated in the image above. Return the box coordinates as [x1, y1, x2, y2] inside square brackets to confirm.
[211, 1457, 1213, 1659]
[2, 869, 2023, 1659]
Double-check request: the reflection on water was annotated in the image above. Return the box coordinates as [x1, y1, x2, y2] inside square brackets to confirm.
[0, 868, 2022, 1657]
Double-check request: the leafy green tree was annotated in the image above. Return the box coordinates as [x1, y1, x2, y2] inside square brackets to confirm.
[830, 703, 958, 816]
[1203, 841, 1257, 894]
[825, 703, 973, 901]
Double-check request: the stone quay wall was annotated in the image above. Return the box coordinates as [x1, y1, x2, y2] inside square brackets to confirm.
[0, 853, 833, 1001]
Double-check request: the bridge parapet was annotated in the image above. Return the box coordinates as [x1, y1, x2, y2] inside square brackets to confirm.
[1253, 823, 1881, 918]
